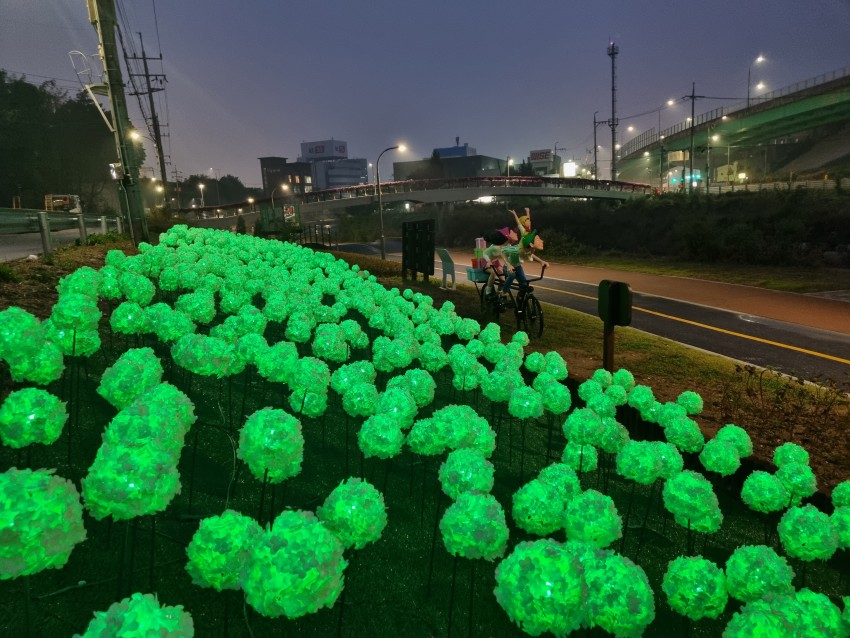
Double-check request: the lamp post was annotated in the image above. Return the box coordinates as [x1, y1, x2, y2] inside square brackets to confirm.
[506, 157, 513, 179]
[270, 183, 288, 215]
[208, 168, 221, 206]
[747, 54, 765, 108]
[247, 197, 255, 212]
[376, 144, 406, 260]
[198, 183, 205, 208]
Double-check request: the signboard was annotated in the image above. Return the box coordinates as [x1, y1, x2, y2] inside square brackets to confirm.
[283, 206, 296, 221]
[300, 140, 348, 160]
[529, 149, 552, 161]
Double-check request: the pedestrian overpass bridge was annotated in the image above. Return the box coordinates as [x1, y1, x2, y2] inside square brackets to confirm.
[296, 176, 652, 218]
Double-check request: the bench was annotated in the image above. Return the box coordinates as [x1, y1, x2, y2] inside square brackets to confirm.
[434, 248, 456, 290]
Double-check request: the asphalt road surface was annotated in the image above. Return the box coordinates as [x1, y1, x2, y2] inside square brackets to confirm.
[340, 241, 850, 389]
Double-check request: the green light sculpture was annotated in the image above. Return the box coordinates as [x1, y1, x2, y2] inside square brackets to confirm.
[626, 384, 655, 412]
[0, 468, 86, 579]
[834, 507, 850, 549]
[598, 417, 630, 454]
[185, 510, 262, 590]
[493, 539, 587, 637]
[651, 441, 684, 479]
[561, 442, 599, 473]
[241, 510, 347, 619]
[511, 478, 565, 536]
[564, 489, 622, 548]
[376, 386, 418, 429]
[43, 319, 101, 357]
[237, 408, 304, 483]
[715, 423, 753, 457]
[57, 265, 101, 298]
[342, 382, 379, 418]
[331, 360, 377, 395]
[0, 388, 67, 448]
[676, 390, 703, 415]
[661, 556, 728, 621]
[317, 478, 388, 550]
[119, 271, 156, 306]
[438, 448, 495, 500]
[724, 544, 795, 603]
[543, 351, 568, 380]
[358, 413, 405, 459]
[440, 491, 509, 561]
[175, 289, 217, 324]
[110, 301, 150, 335]
[773, 441, 810, 468]
[741, 471, 789, 514]
[778, 504, 839, 561]
[583, 552, 655, 637]
[257, 341, 299, 384]
[75, 592, 194, 637]
[611, 368, 635, 392]
[524, 352, 546, 373]
[662, 470, 722, 534]
[51, 292, 101, 331]
[97, 347, 164, 410]
[616, 440, 662, 485]
[699, 438, 741, 476]
[833, 481, 850, 508]
[7, 339, 65, 386]
[776, 462, 817, 506]
[562, 407, 605, 447]
[664, 416, 705, 454]
[387, 368, 436, 408]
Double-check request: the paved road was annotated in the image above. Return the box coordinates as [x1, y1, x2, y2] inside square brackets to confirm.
[341, 242, 850, 388]
[0, 227, 101, 262]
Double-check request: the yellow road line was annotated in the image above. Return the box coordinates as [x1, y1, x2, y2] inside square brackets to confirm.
[535, 284, 850, 366]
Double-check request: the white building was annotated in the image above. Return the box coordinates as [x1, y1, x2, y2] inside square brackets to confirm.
[297, 139, 369, 190]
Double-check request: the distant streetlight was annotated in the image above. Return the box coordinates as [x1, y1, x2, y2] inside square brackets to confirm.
[376, 144, 406, 260]
[247, 196, 255, 212]
[198, 183, 205, 207]
[506, 157, 513, 178]
[747, 54, 766, 108]
[208, 167, 221, 206]
[271, 183, 289, 214]
[155, 184, 164, 206]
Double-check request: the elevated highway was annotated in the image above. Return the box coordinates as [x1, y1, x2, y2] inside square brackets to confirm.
[617, 66, 850, 184]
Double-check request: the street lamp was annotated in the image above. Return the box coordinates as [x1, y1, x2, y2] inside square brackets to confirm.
[376, 144, 406, 260]
[198, 183, 205, 208]
[247, 197, 255, 212]
[506, 157, 513, 178]
[747, 54, 765, 108]
[208, 168, 221, 206]
[270, 183, 289, 214]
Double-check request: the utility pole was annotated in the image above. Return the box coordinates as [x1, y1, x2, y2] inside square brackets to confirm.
[593, 111, 607, 181]
[87, 0, 149, 242]
[683, 82, 706, 194]
[128, 33, 169, 207]
[607, 41, 619, 181]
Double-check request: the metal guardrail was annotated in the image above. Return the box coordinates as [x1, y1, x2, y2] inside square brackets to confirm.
[0, 209, 123, 258]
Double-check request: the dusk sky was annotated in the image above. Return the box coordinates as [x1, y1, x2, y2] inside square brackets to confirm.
[3, 1, 850, 186]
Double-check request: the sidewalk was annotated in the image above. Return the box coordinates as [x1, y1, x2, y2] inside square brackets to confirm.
[445, 251, 850, 336]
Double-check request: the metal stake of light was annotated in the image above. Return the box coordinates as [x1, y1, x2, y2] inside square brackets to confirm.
[198, 183, 205, 208]
[271, 183, 288, 215]
[376, 144, 406, 260]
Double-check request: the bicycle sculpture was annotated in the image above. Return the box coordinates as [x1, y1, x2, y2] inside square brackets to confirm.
[469, 264, 546, 338]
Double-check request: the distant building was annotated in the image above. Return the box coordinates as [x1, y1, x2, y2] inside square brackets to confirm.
[297, 139, 369, 190]
[528, 149, 562, 176]
[258, 156, 313, 196]
[393, 139, 503, 180]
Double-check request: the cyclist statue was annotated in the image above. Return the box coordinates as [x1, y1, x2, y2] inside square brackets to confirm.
[500, 208, 548, 302]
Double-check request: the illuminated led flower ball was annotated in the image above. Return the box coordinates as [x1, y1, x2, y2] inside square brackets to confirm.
[237, 408, 304, 483]
[440, 491, 509, 561]
[358, 414, 405, 459]
[627, 384, 655, 412]
[76, 592, 194, 637]
[677, 390, 703, 415]
[664, 416, 705, 454]
[832, 481, 850, 508]
[662, 556, 728, 621]
[438, 448, 495, 500]
[185, 510, 262, 591]
[583, 552, 655, 637]
[724, 544, 795, 603]
[0, 388, 67, 448]
[537, 463, 581, 504]
[512, 478, 565, 536]
[777, 504, 839, 562]
[699, 438, 741, 476]
[317, 478, 388, 550]
[562, 407, 605, 447]
[241, 510, 346, 619]
[830, 507, 850, 549]
[616, 440, 662, 485]
[662, 470, 722, 534]
[563, 490, 622, 548]
[776, 462, 817, 506]
[560, 442, 598, 473]
[51, 292, 101, 331]
[773, 441, 809, 468]
[97, 347, 164, 410]
[508, 386, 544, 420]
[494, 539, 587, 637]
[741, 471, 789, 514]
[714, 423, 753, 458]
[0, 468, 86, 580]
